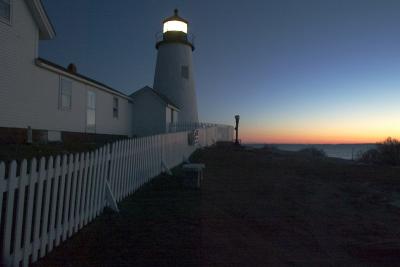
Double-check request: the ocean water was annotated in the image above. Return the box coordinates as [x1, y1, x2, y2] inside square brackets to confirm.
[246, 144, 376, 160]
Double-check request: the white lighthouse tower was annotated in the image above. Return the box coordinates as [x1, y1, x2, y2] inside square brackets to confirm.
[153, 9, 199, 123]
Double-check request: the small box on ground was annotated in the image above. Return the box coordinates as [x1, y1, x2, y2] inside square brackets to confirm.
[182, 163, 205, 189]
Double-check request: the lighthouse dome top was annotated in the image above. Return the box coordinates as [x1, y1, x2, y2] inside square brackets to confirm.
[163, 9, 188, 34]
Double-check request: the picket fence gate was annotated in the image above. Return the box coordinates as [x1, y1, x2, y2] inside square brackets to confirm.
[0, 126, 234, 267]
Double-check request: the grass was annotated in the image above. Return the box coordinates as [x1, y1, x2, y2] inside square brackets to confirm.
[0, 142, 104, 164]
[33, 143, 400, 266]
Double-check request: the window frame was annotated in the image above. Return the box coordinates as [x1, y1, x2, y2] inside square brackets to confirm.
[113, 97, 119, 119]
[86, 90, 96, 132]
[0, 0, 12, 25]
[59, 77, 72, 111]
[181, 65, 189, 80]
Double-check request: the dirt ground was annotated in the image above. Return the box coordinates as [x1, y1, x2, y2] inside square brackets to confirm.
[33, 143, 400, 266]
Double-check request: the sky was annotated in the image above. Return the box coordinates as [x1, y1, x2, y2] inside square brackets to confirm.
[40, 0, 400, 144]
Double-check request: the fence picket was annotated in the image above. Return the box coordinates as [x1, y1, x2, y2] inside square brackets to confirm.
[55, 155, 68, 246]
[68, 154, 80, 237]
[123, 139, 129, 198]
[22, 158, 37, 267]
[133, 139, 139, 191]
[98, 145, 110, 213]
[39, 157, 54, 258]
[74, 153, 85, 233]
[32, 157, 46, 262]
[0, 162, 4, 226]
[115, 141, 123, 200]
[121, 140, 128, 199]
[127, 140, 133, 194]
[126, 139, 133, 196]
[62, 154, 74, 241]
[138, 139, 142, 187]
[152, 136, 156, 177]
[79, 152, 90, 230]
[47, 156, 60, 252]
[84, 152, 95, 226]
[147, 137, 151, 182]
[108, 143, 116, 204]
[91, 148, 102, 219]
[90, 147, 101, 221]
[2, 161, 18, 266]
[12, 160, 28, 267]
[87, 150, 99, 223]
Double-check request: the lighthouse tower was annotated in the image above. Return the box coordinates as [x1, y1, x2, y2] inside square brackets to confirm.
[153, 9, 199, 123]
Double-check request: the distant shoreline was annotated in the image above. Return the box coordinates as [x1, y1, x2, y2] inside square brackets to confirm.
[244, 143, 376, 160]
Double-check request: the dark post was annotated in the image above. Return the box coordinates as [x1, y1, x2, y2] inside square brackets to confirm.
[235, 115, 240, 145]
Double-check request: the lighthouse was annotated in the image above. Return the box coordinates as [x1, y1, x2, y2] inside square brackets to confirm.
[153, 9, 199, 123]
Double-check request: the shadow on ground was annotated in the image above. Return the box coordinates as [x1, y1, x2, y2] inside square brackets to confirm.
[34, 143, 400, 266]
[33, 170, 202, 267]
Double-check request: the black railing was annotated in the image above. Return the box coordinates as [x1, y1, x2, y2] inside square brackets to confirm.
[155, 31, 196, 47]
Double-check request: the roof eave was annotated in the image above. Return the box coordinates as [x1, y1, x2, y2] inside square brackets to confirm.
[25, 0, 56, 40]
[35, 58, 132, 101]
[130, 87, 180, 111]
[167, 104, 180, 111]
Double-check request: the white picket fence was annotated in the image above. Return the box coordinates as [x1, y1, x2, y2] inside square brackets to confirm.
[0, 126, 234, 267]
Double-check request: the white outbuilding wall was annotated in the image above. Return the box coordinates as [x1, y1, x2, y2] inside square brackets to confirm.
[131, 89, 179, 137]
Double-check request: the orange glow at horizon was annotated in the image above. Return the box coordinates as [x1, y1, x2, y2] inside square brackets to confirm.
[241, 125, 400, 144]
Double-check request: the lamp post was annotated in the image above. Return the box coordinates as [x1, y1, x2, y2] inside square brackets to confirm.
[235, 115, 240, 145]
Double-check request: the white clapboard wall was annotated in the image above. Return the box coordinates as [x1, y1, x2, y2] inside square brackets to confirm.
[0, 126, 234, 267]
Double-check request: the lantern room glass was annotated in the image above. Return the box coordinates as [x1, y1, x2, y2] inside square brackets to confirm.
[163, 20, 187, 34]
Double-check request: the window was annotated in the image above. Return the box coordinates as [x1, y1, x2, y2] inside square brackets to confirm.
[87, 91, 96, 132]
[60, 78, 72, 110]
[170, 108, 174, 123]
[181, 65, 189, 79]
[0, 0, 11, 23]
[113, 97, 119, 118]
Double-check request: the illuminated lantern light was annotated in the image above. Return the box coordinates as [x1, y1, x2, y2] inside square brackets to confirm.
[163, 20, 188, 34]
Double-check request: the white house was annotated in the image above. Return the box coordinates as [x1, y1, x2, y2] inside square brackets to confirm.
[0, 0, 135, 143]
[0, 1, 199, 144]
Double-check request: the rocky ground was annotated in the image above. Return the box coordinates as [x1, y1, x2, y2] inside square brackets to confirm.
[33, 143, 400, 266]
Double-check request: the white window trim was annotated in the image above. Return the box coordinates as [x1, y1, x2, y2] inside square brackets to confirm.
[86, 90, 96, 133]
[0, 0, 12, 26]
[59, 77, 72, 111]
[113, 97, 119, 119]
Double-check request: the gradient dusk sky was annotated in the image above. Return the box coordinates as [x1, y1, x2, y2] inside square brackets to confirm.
[40, 0, 400, 144]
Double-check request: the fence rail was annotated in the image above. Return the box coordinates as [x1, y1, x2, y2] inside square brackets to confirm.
[168, 122, 233, 134]
[0, 126, 234, 267]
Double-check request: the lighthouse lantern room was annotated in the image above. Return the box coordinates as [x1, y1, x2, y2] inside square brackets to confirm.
[163, 9, 188, 33]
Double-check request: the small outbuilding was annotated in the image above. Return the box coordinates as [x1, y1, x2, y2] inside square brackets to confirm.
[130, 86, 180, 137]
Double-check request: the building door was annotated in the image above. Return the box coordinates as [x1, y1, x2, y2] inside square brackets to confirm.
[87, 91, 96, 133]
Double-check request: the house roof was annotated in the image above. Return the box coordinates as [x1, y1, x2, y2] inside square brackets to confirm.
[130, 86, 180, 111]
[35, 57, 132, 100]
[25, 0, 56, 40]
